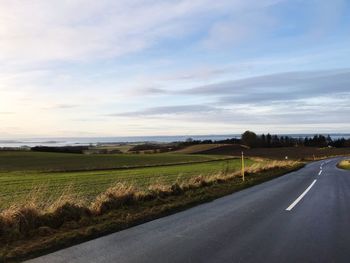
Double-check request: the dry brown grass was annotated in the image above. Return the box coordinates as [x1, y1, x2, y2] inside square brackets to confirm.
[338, 159, 350, 170]
[0, 203, 39, 239]
[90, 183, 140, 215]
[247, 160, 299, 172]
[0, 160, 299, 244]
[0, 184, 90, 241]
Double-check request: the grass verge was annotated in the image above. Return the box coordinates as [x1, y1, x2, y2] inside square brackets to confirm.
[337, 160, 350, 170]
[0, 160, 303, 262]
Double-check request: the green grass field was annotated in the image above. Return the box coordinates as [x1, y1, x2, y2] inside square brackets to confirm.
[0, 151, 227, 172]
[0, 151, 256, 209]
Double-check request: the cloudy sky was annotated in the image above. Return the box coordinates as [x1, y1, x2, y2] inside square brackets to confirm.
[0, 0, 350, 138]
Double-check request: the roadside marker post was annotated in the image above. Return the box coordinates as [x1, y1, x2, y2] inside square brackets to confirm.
[241, 151, 245, 182]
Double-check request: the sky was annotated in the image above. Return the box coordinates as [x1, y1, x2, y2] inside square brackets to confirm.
[0, 0, 350, 138]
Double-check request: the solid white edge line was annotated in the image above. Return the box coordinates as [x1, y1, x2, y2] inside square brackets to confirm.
[286, 179, 317, 211]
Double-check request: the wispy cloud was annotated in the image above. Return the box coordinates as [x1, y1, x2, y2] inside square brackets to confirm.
[202, 10, 276, 49]
[108, 105, 222, 117]
[109, 67, 350, 131]
[107, 98, 350, 127]
[0, 0, 284, 65]
[184, 69, 350, 103]
[127, 87, 168, 96]
[42, 104, 80, 110]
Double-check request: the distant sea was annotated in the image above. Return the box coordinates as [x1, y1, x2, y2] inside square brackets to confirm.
[1, 134, 350, 148]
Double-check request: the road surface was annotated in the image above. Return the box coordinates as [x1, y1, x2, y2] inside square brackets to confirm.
[28, 157, 350, 263]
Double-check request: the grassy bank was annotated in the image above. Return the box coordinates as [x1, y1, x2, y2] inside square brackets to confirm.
[0, 160, 302, 262]
[338, 160, 350, 170]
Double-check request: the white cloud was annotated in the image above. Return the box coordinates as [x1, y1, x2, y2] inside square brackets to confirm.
[0, 0, 285, 65]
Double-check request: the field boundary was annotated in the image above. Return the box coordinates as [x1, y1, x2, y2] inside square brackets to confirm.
[37, 156, 238, 173]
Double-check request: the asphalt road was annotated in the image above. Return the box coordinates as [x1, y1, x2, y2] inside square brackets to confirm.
[28, 157, 350, 263]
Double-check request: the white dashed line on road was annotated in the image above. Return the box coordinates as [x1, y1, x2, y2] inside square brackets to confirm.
[286, 180, 317, 211]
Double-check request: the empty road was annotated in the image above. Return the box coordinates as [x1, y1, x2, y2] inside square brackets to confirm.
[28, 157, 350, 263]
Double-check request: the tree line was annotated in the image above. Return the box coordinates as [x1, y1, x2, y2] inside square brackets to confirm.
[241, 131, 350, 148]
[182, 131, 350, 148]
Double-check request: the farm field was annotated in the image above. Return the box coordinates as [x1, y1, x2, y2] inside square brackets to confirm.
[0, 152, 256, 210]
[0, 151, 227, 172]
[172, 144, 242, 154]
[191, 145, 350, 160]
[85, 144, 136, 154]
